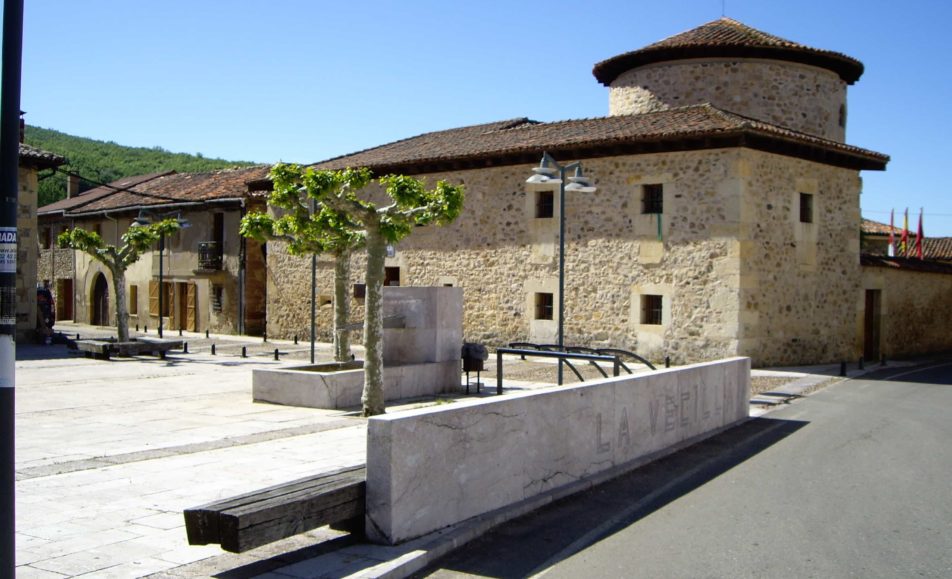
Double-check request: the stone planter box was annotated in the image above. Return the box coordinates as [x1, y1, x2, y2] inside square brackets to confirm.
[74, 337, 183, 359]
[252, 360, 461, 409]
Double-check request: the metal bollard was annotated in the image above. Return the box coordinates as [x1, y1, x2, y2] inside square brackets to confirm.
[211, 343, 216, 356]
[263, 332, 267, 343]
[144, 326, 148, 333]
[183, 342, 189, 354]
[665, 356, 671, 368]
[179, 328, 182, 337]
[205, 330, 209, 339]
[135, 324, 139, 332]
[274, 348, 280, 361]
[241, 346, 247, 358]
[858, 357, 864, 370]
[881, 354, 887, 366]
[840, 361, 847, 376]
[76, 333, 80, 340]
[294, 335, 298, 345]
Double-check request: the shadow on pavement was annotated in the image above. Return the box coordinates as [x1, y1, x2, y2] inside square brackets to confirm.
[414, 417, 808, 579]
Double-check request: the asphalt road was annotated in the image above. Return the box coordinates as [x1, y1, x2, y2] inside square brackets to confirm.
[416, 358, 952, 579]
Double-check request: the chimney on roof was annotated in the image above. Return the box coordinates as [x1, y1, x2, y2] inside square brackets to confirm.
[67, 174, 81, 198]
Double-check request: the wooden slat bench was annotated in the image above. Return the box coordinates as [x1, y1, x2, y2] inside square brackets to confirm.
[184, 464, 366, 553]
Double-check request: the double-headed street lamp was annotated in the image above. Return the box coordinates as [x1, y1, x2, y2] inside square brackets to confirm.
[134, 210, 190, 338]
[525, 152, 596, 385]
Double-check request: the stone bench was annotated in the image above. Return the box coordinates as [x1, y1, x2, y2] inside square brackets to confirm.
[183, 465, 366, 553]
[74, 337, 183, 359]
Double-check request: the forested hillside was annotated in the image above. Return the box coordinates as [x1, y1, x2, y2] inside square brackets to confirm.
[25, 126, 256, 207]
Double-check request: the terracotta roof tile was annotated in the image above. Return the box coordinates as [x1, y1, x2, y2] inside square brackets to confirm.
[593, 18, 864, 86]
[39, 171, 174, 214]
[40, 166, 270, 217]
[861, 254, 952, 274]
[18, 143, 66, 169]
[311, 104, 887, 174]
[923, 237, 952, 260]
[861, 218, 900, 235]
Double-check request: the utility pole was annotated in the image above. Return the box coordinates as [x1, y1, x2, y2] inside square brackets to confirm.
[0, 1, 24, 575]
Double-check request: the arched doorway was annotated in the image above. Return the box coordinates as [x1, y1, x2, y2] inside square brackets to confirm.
[91, 273, 109, 326]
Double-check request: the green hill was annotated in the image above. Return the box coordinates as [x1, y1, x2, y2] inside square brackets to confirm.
[25, 126, 257, 207]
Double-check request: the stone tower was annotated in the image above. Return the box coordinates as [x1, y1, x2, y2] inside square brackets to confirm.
[592, 17, 864, 142]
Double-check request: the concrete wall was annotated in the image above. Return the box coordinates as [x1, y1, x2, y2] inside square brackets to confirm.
[608, 59, 848, 142]
[861, 266, 952, 358]
[366, 357, 750, 544]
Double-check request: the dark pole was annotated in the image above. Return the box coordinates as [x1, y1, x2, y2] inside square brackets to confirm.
[158, 233, 164, 338]
[0, 1, 23, 574]
[557, 166, 566, 386]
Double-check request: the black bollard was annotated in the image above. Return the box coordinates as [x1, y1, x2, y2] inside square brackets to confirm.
[76, 333, 80, 340]
[881, 354, 887, 366]
[183, 342, 189, 354]
[665, 356, 671, 368]
[840, 360, 847, 377]
[263, 332, 267, 343]
[179, 328, 182, 337]
[294, 335, 298, 345]
[858, 356, 864, 370]
[144, 326, 148, 333]
[211, 343, 216, 356]
[241, 346, 247, 358]
[274, 348, 279, 361]
[135, 324, 139, 332]
[205, 329, 209, 339]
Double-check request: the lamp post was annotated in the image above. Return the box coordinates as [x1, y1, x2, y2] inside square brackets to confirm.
[525, 152, 596, 385]
[134, 211, 190, 338]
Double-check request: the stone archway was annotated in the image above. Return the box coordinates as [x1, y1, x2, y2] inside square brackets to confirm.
[91, 272, 109, 326]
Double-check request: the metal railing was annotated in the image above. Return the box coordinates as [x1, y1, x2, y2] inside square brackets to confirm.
[495, 348, 622, 395]
[197, 241, 223, 271]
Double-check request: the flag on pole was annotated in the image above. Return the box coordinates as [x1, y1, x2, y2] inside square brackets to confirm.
[916, 208, 924, 259]
[888, 209, 895, 256]
[900, 208, 909, 256]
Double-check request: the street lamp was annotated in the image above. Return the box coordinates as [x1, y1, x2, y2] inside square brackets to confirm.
[525, 152, 596, 385]
[133, 210, 191, 338]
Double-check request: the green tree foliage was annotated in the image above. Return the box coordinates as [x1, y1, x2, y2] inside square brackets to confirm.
[58, 219, 181, 342]
[258, 164, 464, 416]
[25, 126, 254, 207]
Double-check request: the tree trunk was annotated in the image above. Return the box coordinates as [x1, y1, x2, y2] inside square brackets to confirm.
[112, 267, 129, 342]
[361, 227, 386, 417]
[333, 249, 351, 362]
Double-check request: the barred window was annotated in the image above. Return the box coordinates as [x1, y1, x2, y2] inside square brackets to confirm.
[642, 184, 663, 214]
[641, 295, 663, 325]
[535, 292, 554, 320]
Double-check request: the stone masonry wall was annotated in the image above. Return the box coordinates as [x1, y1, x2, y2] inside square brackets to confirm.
[737, 149, 861, 365]
[609, 59, 848, 142]
[862, 266, 952, 358]
[266, 150, 754, 365]
[16, 167, 38, 341]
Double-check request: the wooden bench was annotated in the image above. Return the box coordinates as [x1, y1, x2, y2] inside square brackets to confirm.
[184, 465, 366, 553]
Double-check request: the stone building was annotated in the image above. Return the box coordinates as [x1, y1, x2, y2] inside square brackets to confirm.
[16, 143, 66, 341]
[37, 166, 270, 336]
[262, 17, 901, 366]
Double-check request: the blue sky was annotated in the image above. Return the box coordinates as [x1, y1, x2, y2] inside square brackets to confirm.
[16, 0, 952, 235]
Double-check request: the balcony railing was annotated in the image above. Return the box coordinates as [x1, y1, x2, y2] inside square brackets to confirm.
[198, 241, 223, 271]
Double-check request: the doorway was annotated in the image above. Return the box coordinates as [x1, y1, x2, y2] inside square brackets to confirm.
[863, 289, 882, 361]
[91, 273, 109, 326]
[56, 278, 73, 320]
[175, 282, 197, 332]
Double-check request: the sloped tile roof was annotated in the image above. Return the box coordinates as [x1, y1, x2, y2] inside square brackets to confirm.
[39, 166, 269, 217]
[861, 254, 952, 274]
[923, 237, 952, 260]
[18, 143, 66, 169]
[593, 18, 864, 86]
[309, 104, 887, 175]
[862, 218, 900, 236]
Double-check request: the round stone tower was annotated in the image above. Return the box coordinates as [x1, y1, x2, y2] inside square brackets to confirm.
[592, 18, 864, 142]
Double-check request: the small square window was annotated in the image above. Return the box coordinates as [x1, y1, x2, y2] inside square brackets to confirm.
[534, 292, 554, 320]
[642, 184, 663, 214]
[353, 283, 366, 299]
[535, 191, 554, 218]
[641, 295, 663, 325]
[385, 267, 401, 286]
[799, 193, 814, 224]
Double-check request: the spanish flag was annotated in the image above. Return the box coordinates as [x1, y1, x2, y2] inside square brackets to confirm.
[900, 208, 909, 256]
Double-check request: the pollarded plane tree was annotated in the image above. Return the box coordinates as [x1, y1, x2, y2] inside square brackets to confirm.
[249, 164, 464, 417]
[58, 219, 181, 343]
